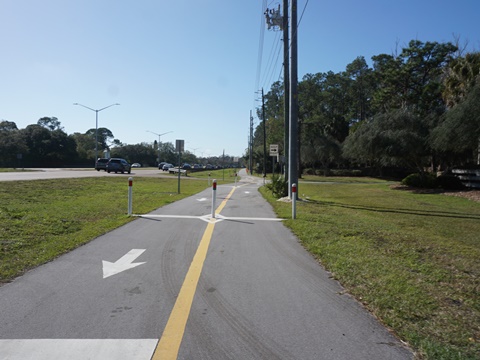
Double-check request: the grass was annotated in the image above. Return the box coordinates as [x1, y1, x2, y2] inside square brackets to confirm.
[300, 174, 390, 183]
[0, 176, 210, 284]
[0, 168, 35, 172]
[260, 179, 480, 359]
[188, 168, 241, 181]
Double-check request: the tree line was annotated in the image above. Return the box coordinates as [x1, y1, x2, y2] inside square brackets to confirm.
[251, 39, 480, 177]
[0, 117, 234, 168]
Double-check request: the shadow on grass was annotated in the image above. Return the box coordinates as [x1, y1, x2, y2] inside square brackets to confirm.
[306, 199, 480, 220]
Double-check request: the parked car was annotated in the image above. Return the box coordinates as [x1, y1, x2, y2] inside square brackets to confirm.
[131, 163, 142, 168]
[162, 163, 173, 171]
[182, 163, 192, 170]
[106, 158, 131, 174]
[95, 158, 109, 171]
[158, 162, 167, 170]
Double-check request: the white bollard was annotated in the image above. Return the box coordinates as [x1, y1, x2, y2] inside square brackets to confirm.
[292, 183, 297, 219]
[211, 179, 217, 219]
[128, 177, 133, 216]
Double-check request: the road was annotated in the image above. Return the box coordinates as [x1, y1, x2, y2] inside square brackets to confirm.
[0, 170, 413, 359]
[0, 168, 167, 182]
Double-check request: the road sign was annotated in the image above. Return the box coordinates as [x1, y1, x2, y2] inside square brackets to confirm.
[269, 144, 279, 156]
[176, 140, 184, 153]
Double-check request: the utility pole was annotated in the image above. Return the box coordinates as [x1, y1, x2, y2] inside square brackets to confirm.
[283, 0, 289, 181]
[249, 110, 254, 174]
[262, 88, 267, 182]
[288, 0, 298, 199]
[265, 3, 290, 181]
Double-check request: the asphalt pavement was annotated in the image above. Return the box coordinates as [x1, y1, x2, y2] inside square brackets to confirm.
[0, 169, 413, 359]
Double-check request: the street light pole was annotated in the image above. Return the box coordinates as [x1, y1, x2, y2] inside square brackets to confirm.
[146, 130, 173, 165]
[73, 103, 120, 164]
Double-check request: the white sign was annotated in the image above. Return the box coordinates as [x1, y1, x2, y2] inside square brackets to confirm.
[269, 144, 279, 156]
[176, 139, 184, 153]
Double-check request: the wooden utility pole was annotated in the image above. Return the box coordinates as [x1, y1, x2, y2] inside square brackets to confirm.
[288, 0, 298, 199]
[283, 0, 289, 181]
[262, 88, 267, 181]
[249, 110, 254, 174]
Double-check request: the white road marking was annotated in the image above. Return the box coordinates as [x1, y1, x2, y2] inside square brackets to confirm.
[138, 214, 199, 220]
[102, 249, 146, 279]
[196, 197, 207, 202]
[136, 213, 283, 223]
[0, 339, 158, 360]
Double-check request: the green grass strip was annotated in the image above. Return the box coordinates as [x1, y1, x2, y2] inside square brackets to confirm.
[260, 180, 480, 359]
[0, 176, 211, 283]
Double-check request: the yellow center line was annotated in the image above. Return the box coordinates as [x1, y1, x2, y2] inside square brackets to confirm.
[152, 185, 237, 360]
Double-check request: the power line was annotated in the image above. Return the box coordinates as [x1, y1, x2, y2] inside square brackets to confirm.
[264, 38, 283, 88]
[288, 0, 309, 51]
[254, 0, 309, 117]
[298, 0, 309, 27]
[254, 0, 267, 110]
[260, 31, 282, 89]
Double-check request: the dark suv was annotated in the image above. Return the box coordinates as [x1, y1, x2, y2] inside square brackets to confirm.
[106, 158, 131, 174]
[95, 158, 109, 171]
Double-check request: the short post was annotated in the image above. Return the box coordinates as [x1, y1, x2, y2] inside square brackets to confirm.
[177, 154, 181, 194]
[212, 179, 217, 219]
[234, 173, 237, 187]
[208, 172, 211, 186]
[292, 183, 297, 219]
[128, 177, 133, 216]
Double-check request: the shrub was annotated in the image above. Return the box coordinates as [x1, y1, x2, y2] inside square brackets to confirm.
[266, 173, 288, 198]
[330, 169, 363, 177]
[401, 173, 438, 188]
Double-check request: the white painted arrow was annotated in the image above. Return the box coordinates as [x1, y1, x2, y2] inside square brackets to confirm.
[196, 197, 207, 202]
[102, 249, 146, 279]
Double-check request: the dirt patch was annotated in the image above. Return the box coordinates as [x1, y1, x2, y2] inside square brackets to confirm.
[391, 185, 480, 203]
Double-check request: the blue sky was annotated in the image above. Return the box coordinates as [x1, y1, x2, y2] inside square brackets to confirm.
[1, 0, 479, 158]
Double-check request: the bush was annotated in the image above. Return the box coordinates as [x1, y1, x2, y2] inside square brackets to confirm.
[401, 173, 438, 188]
[330, 169, 363, 177]
[266, 173, 288, 198]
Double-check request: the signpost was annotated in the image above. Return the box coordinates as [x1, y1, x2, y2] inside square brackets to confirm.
[176, 140, 184, 193]
[234, 156, 239, 175]
[270, 144, 279, 175]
